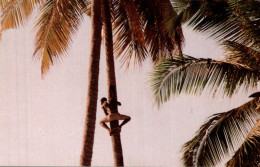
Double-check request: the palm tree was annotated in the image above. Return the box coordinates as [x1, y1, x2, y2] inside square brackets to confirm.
[182, 97, 260, 167]
[0, 0, 102, 166]
[151, 0, 260, 104]
[101, 0, 123, 165]
[100, 0, 185, 165]
[0, 0, 185, 166]
[151, 0, 260, 166]
[150, 44, 260, 166]
[80, 0, 102, 166]
[1, 0, 98, 165]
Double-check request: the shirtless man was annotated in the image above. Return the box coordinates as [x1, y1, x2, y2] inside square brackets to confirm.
[100, 97, 131, 135]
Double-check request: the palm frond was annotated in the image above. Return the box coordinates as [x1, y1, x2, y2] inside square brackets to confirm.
[151, 55, 259, 105]
[34, 0, 86, 76]
[82, 0, 91, 16]
[137, 0, 184, 63]
[0, 0, 8, 9]
[1, 0, 42, 31]
[163, 1, 184, 55]
[226, 0, 260, 48]
[172, 0, 260, 48]
[110, 0, 184, 67]
[170, 0, 200, 24]
[186, 0, 232, 38]
[226, 120, 260, 167]
[223, 41, 260, 70]
[181, 98, 260, 167]
[170, 0, 190, 14]
[110, 0, 147, 67]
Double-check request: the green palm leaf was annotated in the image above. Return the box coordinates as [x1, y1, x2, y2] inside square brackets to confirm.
[226, 0, 260, 48]
[181, 98, 260, 167]
[1, 0, 42, 32]
[151, 55, 259, 105]
[172, 0, 260, 48]
[223, 41, 260, 70]
[226, 120, 260, 167]
[34, 0, 86, 76]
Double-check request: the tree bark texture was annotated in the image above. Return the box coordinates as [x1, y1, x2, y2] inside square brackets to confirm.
[80, 0, 102, 166]
[102, 0, 124, 166]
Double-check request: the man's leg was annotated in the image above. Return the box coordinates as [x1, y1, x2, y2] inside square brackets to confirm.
[119, 116, 131, 128]
[115, 114, 131, 132]
[100, 117, 112, 135]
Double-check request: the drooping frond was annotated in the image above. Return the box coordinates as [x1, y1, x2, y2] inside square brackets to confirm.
[151, 55, 259, 105]
[223, 41, 260, 70]
[34, 0, 86, 76]
[163, 1, 184, 55]
[170, 0, 201, 24]
[0, 0, 8, 9]
[186, 0, 232, 39]
[82, 0, 91, 16]
[1, 0, 42, 31]
[181, 98, 260, 167]
[172, 0, 260, 48]
[226, 0, 260, 48]
[137, 0, 184, 63]
[110, 0, 184, 67]
[111, 0, 147, 67]
[226, 120, 260, 167]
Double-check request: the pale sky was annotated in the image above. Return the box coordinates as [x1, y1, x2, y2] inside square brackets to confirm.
[0, 15, 256, 166]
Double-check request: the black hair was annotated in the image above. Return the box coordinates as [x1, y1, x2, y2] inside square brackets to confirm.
[100, 97, 107, 104]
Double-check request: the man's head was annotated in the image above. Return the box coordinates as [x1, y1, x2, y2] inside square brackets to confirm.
[100, 97, 107, 104]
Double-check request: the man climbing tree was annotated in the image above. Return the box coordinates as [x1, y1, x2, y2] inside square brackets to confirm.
[100, 97, 131, 135]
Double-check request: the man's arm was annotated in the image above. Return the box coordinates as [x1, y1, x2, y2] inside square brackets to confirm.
[102, 107, 108, 115]
[102, 102, 109, 115]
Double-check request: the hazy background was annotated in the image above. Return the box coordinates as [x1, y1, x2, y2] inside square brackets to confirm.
[0, 15, 256, 166]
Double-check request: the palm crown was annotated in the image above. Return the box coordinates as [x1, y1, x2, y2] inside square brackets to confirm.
[0, 0, 185, 165]
[150, 0, 260, 166]
[151, 0, 260, 105]
[1, 0, 259, 166]
[0, 0, 184, 74]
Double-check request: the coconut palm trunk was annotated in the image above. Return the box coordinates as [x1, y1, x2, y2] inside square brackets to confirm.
[80, 0, 102, 166]
[102, 0, 124, 165]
